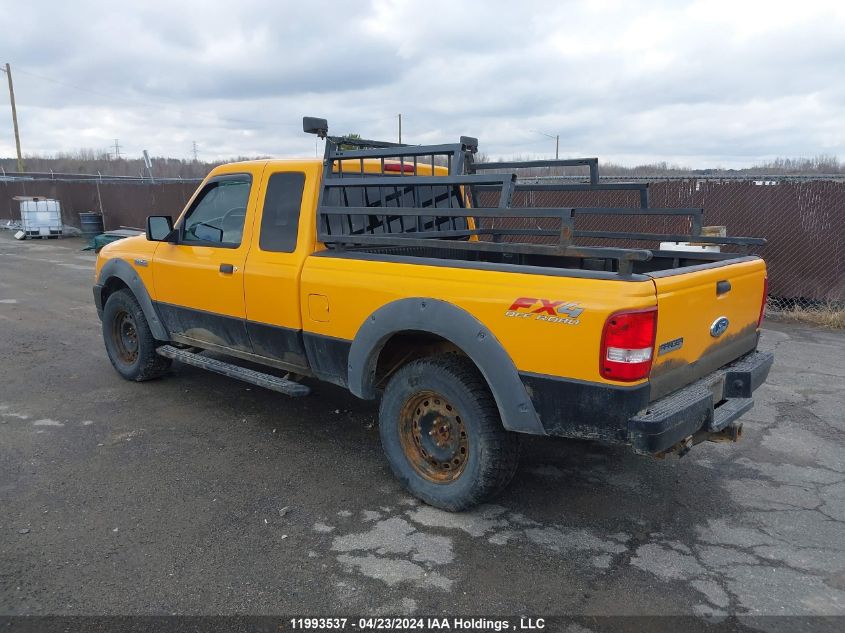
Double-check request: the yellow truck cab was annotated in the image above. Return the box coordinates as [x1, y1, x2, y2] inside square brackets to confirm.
[93, 117, 773, 511]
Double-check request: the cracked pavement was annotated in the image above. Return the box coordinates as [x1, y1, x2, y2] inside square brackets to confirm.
[0, 233, 843, 629]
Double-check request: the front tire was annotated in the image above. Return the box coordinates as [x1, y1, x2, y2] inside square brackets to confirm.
[379, 354, 520, 511]
[102, 289, 171, 381]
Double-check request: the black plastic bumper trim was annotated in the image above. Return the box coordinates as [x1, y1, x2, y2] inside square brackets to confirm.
[520, 373, 650, 442]
[628, 350, 773, 453]
[724, 349, 775, 398]
[93, 284, 104, 318]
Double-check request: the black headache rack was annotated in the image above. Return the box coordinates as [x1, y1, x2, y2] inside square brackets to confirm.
[303, 116, 766, 276]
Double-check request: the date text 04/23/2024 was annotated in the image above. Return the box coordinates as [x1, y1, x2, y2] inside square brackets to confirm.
[289, 617, 546, 631]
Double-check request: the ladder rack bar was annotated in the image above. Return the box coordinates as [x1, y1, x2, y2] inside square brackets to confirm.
[316, 232, 653, 262]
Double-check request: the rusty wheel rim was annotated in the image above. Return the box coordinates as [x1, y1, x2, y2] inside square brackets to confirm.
[111, 310, 139, 364]
[399, 390, 469, 483]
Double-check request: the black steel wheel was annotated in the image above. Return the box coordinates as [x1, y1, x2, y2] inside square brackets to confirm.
[111, 309, 139, 365]
[399, 390, 470, 484]
[379, 354, 520, 511]
[102, 289, 171, 381]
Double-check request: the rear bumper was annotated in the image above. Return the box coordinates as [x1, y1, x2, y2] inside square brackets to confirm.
[523, 349, 773, 453]
[628, 350, 774, 454]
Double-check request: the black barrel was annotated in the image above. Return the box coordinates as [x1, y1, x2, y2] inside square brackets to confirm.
[79, 212, 104, 243]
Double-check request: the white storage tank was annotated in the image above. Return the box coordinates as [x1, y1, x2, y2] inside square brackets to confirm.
[19, 197, 62, 238]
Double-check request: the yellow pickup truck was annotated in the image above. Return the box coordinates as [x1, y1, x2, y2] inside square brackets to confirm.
[93, 117, 772, 510]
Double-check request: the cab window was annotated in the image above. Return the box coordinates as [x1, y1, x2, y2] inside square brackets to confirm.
[259, 172, 306, 252]
[181, 174, 252, 247]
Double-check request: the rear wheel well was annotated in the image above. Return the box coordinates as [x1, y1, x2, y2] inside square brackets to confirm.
[374, 330, 466, 391]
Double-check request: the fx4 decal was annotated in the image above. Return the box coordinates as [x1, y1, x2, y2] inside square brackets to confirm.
[505, 297, 583, 325]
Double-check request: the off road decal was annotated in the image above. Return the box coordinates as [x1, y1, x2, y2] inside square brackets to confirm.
[505, 297, 583, 325]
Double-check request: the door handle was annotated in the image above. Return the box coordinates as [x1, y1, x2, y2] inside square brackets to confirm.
[219, 263, 236, 274]
[716, 280, 731, 295]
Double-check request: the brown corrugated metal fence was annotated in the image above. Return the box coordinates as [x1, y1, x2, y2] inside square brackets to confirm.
[1, 175, 842, 303]
[484, 177, 845, 304]
[0, 178, 199, 231]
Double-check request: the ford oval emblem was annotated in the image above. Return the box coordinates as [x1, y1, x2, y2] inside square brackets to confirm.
[710, 316, 730, 338]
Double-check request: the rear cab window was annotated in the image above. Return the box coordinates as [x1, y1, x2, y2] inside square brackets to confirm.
[259, 172, 306, 253]
[322, 171, 469, 238]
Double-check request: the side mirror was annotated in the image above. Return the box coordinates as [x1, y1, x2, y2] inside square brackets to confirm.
[146, 215, 174, 242]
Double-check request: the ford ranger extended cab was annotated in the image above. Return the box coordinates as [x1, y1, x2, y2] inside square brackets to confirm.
[93, 117, 773, 511]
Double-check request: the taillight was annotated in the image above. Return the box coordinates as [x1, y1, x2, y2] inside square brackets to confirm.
[600, 308, 658, 382]
[383, 162, 415, 173]
[757, 275, 768, 328]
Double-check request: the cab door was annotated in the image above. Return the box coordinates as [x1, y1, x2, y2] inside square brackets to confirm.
[243, 164, 318, 368]
[152, 169, 261, 352]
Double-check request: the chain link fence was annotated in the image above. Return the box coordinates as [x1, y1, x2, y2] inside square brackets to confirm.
[2, 173, 843, 313]
[484, 175, 845, 312]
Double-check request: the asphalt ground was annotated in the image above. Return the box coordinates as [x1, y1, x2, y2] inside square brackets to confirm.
[1, 232, 843, 630]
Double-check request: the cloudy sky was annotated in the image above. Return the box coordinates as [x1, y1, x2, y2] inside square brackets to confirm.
[1, 0, 843, 167]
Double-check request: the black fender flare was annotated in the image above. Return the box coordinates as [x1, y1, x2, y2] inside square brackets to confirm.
[347, 298, 544, 435]
[96, 258, 169, 341]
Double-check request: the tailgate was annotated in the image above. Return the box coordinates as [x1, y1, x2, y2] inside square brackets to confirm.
[648, 258, 767, 401]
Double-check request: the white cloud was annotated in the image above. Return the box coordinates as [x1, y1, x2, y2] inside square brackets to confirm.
[0, 0, 842, 167]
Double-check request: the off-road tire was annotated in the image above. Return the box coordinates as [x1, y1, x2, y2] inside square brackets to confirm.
[379, 354, 520, 511]
[102, 289, 171, 381]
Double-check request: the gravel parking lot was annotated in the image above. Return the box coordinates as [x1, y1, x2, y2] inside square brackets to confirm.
[1, 233, 843, 629]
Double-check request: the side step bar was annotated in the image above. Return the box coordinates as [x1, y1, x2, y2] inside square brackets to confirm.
[156, 345, 311, 397]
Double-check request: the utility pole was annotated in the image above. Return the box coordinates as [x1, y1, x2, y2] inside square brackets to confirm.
[2, 63, 24, 172]
[533, 130, 559, 160]
[142, 149, 155, 183]
[398, 113, 402, 144]
[191, 141, 198, 162]
[112, 138, 122, 159]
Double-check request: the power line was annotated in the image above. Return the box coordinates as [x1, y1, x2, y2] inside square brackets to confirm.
[112, 138, 122, 159]
[11, 66, 406, 135]
[1, 63, 410, 157]
[10, 66, 299, 130]
[495, 136, 555, 149]
[531, 129, 560, 159]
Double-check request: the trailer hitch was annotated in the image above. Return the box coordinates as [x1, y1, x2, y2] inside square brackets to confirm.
[656, 421, 744, 459]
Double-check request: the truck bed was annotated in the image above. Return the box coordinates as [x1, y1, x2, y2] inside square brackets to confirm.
[307, 128, 769, 414]
[323, 243, 756, 278]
